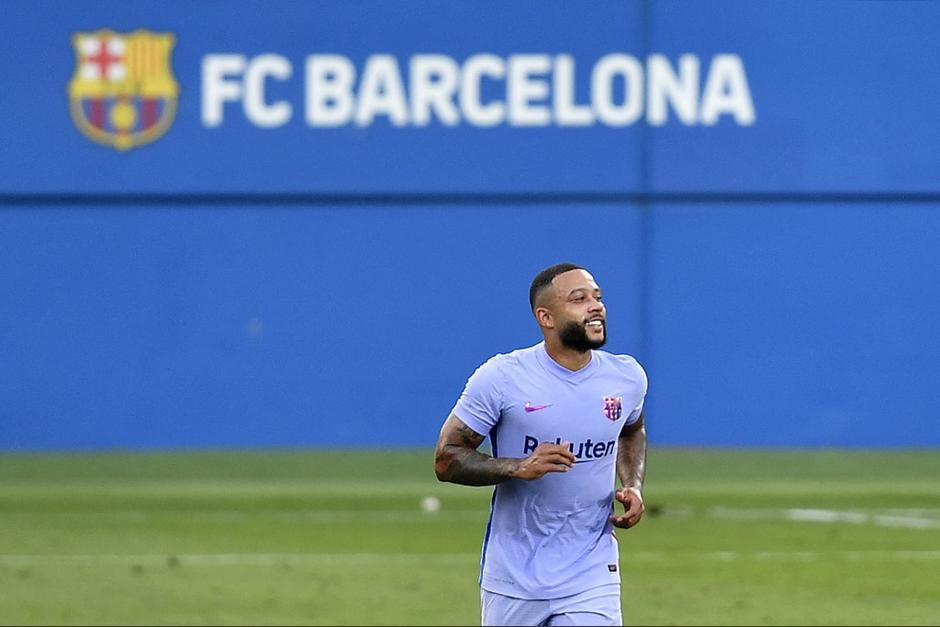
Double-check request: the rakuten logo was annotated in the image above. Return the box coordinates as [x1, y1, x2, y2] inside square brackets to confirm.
[523, 435, 616, 461]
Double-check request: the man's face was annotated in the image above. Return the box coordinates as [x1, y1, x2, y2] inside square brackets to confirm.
[550, 269, 607, 351]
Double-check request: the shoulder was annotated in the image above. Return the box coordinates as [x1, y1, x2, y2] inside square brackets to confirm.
[596, 351, 648, 386]
[468, 344, 540, 382]
[479, 343, 540, 370]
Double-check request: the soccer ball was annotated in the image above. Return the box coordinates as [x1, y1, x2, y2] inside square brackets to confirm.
[420, 496, 441, 513]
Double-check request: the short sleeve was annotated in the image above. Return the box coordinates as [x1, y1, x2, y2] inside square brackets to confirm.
[625, 398, 644, 425]
[451, 356, 504, 437]
[623, 358, 648, 426]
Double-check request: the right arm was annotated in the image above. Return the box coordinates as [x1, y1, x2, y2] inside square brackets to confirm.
[434, 413, 576, 486]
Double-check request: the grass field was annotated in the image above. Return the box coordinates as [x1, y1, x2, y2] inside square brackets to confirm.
[0, 448, 938, 625]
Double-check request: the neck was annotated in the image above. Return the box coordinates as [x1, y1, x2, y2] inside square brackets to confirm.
[543, 336, 593, 372]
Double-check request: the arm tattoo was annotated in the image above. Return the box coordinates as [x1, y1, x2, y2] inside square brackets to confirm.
[435, 419, 520, 486]
[617, 415, 647, 491]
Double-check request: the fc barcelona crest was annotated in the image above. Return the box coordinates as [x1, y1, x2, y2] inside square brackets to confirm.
[603, 396, 623, 421]
[68, 29, 178, 150]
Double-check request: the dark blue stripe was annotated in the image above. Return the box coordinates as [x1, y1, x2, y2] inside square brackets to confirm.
[572, 457, 604, 465]
[7, 191, 940, 208]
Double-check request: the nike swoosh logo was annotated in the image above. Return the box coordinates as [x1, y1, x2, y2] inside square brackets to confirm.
[524, 402, 553, 413]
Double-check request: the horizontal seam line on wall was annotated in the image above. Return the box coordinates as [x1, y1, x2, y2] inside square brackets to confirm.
[3, 192, 940, 207]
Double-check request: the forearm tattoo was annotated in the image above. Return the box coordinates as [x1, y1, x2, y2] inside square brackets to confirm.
[435, 421, 520, 486]
[617, 418, 647, 491]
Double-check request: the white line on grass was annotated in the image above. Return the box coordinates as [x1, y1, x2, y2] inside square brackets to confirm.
[705, 506, 940, 530]
[2, 550, 940, 567]
[624, 550, 940, 562]
[786, 509, 940, 529]
[0, 552, 479, 567]
[4, 507, 940, 528]
[0, 510, 482, 523]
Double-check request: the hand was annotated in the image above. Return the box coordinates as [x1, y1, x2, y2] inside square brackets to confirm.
[609, 486, 644, 529]
[512, 442, 576, 480]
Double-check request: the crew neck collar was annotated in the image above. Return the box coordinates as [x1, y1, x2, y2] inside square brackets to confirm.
[536, 341, 597, 381]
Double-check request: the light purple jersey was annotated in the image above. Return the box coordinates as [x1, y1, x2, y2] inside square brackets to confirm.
[452, 342, 647, 600]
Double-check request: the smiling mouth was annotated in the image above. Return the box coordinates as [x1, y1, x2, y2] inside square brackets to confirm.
[586, 320, 605, 330]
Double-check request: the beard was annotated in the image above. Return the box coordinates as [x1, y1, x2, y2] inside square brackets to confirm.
[559, 319, 606, 352]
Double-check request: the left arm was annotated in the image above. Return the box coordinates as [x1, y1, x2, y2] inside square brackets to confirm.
[609, 412, 647, 529]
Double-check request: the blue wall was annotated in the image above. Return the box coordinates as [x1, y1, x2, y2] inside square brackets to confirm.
[648, 204, 940, 447]
[2, 1, 939, 449]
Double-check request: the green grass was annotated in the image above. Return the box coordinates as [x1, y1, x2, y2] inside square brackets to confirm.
[0, 448, 938, 625]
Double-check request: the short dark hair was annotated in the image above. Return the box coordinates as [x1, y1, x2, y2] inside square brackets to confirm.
[529, 262, 585, 310]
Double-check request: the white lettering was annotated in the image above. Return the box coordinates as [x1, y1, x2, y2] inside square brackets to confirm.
[243, 54, 292, 128]
[201, 54, 246, 127]
[356, 55, 408, 127]
[554, 55, 593, 126]
[204, 51, 757, 129]
[306, 55, 356, 127]
[647, 54, 698, 126]
[508, 55, 551, 126]
[592, 54, 643, 126]
[700, 54, 756, 126]
[460, 54, 505, 127]
[410, 55, 460, 126]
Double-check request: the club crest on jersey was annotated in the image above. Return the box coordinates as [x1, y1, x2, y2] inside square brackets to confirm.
[603, 395, 623, 421]
[68, 29, 179, 150]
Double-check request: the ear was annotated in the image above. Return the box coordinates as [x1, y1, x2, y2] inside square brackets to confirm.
[534, 306, 554, 329]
